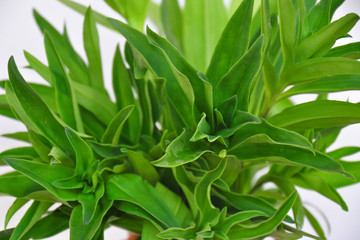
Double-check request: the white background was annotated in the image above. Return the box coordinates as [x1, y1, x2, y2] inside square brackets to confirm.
[0, 0, 360, 239]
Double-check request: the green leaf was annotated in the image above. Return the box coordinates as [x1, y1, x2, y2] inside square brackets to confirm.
[78, 183, 105, 224]
[24, 51, 52, 85]
[23, 210, 69, 239]
[157, 226, 196, 239]
[206, 0, 254, 85]
[229, 142, 349, 175]
[326, 42, 360, 58]
[296, 13, 359, 60]
[306, 0, 332, 34]
[8, 57, 75, 158]
[105, 0, 150, 30]
[44, 32, 83, 131]
[2, 132, 30, 143]
[280, 74, 360, 98]
[267, 100, 360, 131]
[101, 105, 134, 145]
[142, 221, 162, 240]
[108, 19, 195, 129]
[65, 127, 94, 175]
[183, 0, 228, 72]
[292, 174, 348, 210]
[0, 147, 39, 163]
[0, 229, 13, 240]
[0, 173, 43, 198]
[153, 129, 213, 167]
[195, 159, 227, 229]
[33, 10, 90, 85]
[161, 0, 183, 50]
[10, 201, 52, 240]
[227, 191, 297, 239]
[112, 45, 142, 143]
[277, 0, 296, 70]
[3, 158, 78, 201]
[5, 199, 29, 228]
[328, 146, 360, 160]
[57, 0, 112, 28]
[84, 7, 104, 91]
[69, 199, 113, 240]
[304, 208, 326, 240]
[214, 35, 264, 111]
[125, 150, 159, 185]
[105, 174, 179, 228]
[147, 27, 213, 125]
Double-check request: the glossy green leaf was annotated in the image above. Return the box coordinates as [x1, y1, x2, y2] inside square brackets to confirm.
[195, 159, 226, 229]
[105, 174, 179, 228]
[328, 146, 360, 160]
[45, 32, 83, 131]
[280, 74, 360, 98]
[227, 191, 297, 239]
[78, 183, 105, 224]
[33, 10, 90, 85]
[206, 0, 254, 85]
[69, 199, 113, 240]
[157, 226, 196, 239]
[23, 210, 69, 239]
[304, 208, 326, 240]
[296, 13, 359, 61]
[65, 127, 94, 174]
[112, 45, 142, 143]
[84, 8, 104, 91]
[267, 100, 360, 131]
[126, 150, 159, 185]
[215, 35, 264, 110]
[161, 0, 183, 50]
[142, 221, 162, 240]
[108, 19, 195, 128]
[229, 142, 349, 175]
[9, 201, 52, 240]
[8, 57, 75, 158]
[153, 129, 213, 167]
[24, 51, 52, 85]
[306, 0, 332, 35]
[277, 0, 296, 70]
[101, 105, 134, 144]
[5, 199, 28, 228]
[326, 42, 360, 58]
[183, 0, 228, 72]
[0, 147, 39, 163]
[3, 158, 78, 201]
[147, 27, 213, 124]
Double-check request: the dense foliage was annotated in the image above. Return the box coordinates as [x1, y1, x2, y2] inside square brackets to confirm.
[1, 0, 360, 239]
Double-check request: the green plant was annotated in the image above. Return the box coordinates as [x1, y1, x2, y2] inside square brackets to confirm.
[1, 0, 360, 239]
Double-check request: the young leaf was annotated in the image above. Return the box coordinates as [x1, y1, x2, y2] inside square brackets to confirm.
[9, 201, 52, 240]
[101, 105, 134, 145]
[69, 199, 113, 240]
[296, 13, 359, 60]
[3, 158, 78, 201]
[84, 7, 104, 91]
[65, 127, 94, 175]
[8, 57, 75, 158]
[214, 35, 264, 111]
[78, 183, 105, 224]
[183, 0, 228, 72]
[227, 192, 297, 239]
[105, 174, 179, 228]
[206, 0, 254, 85]
[45, 32, 83, 132]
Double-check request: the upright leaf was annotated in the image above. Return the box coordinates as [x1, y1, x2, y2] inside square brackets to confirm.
[161, 0, 183, 50]
[206, 0, 254, 85]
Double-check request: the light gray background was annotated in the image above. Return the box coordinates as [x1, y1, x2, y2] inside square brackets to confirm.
[0, 0, 359, 239]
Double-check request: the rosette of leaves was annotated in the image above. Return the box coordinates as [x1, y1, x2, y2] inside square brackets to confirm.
[1, 0, 360, 239]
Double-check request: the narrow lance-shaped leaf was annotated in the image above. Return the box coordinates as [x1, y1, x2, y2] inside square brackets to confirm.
[296, 13, 359, 61]
[183, 0, 228, 72]
[9, 201, 52, 240]
[195, 159, 227, 229]
[277, 0, 296, 70]
[108, 19, 195, 129]
[206, 0, 254, 85]
[78, 183, 105, 225]
[8, 57, 75, 157]
[65, 127, 94, 175]
[101, 105, 134, 145]
[0, 172, 44, 198]
[5, 199, 29, 229]
[161, 0, 183, 50]
[267, 100, 360, 131]
[126, 150, 159, 185]
[325, 42, 360, 59]
[24, 51, 53, 85]
[215, 35, 264, 111]
[227, 192, 297, 239]
[84, 7, 105, 91]
[3, 158, 78, 201]
[280, 57, 360, 88]
[45, 32, 83, 132]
